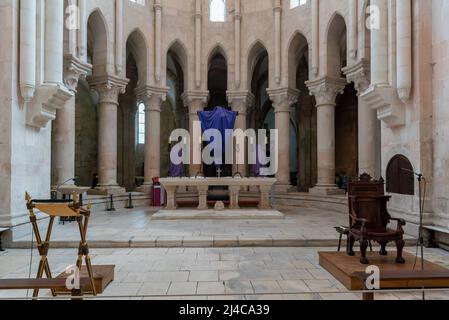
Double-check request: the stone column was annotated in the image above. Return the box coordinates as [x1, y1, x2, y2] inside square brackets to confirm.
[371, 0, 389, 86]
[311, 0, 319, 77]
[182, 91, 209, 176]
[45, 0, 64, 84]
[273, 0, 281, 84]
[154, 0, 162, 83]
[89, 75, 128, 194]
[136, 86, 168, 191]
[52, 56, 91, 187]
[344, 60, 380, 178]
[227, 91, 255, 177]
[348, 0, 357, 61]
[115, 0, 124, 75]
[78, 0, 87, 62]
[396, 0, 412, 102]
[194, 0, 202, 88]
[234, 0, 242, 89]
[19, 0, 36, 102]
[267, 88, 300, 192]
[306, 77, 346, 195]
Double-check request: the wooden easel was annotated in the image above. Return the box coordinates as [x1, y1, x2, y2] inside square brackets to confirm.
[25, 192, 97, 298]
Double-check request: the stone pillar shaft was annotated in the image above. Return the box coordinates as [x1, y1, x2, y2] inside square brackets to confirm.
[52, 56, 91, 187]
[45, 0, 64, 84]
[267, 88, 299, 191]
[228, 91, 254, 177]
[98, 100, 119, 187]
[136, 87, 167, 189]
[316, 104, 335, 186]
[52, 96, 76, 186]
[306, 77, 346, 195]
[89, 76, 128, 193]
[154, 0, 162, 83]
[182, 91, 209, 176]
[371, 0, 389, 85]
[20, 0, 36, 102]
[115, 0, 124, 75]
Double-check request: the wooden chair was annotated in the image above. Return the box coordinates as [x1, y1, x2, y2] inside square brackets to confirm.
[347, 174, 406, 265]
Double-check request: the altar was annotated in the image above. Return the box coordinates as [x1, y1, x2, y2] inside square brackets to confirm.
[159, 177, 277, 211]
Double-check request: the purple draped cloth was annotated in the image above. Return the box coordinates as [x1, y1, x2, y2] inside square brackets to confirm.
[251, 144, 266, 177]
[198, 107, 237, 164]
[168, 148, 185, 177]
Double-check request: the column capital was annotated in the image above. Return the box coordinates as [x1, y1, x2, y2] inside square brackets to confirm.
[63, 54, 92, 93]
[273, 0, 282, 11]
[135, 85, 168, 112]
[342, 59, 371, 95]
[305, 76, 346, 107]
[267, 87, 300, 112]
[154, 0, 162, 10]
[88, 74, 129, 105]
[181, 90, 209, 114]
[227, 90, 255, 115]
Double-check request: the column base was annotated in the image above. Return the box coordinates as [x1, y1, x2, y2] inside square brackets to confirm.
[273, 182, 293, 193]
[88, 185, 126, 196]
[136, 183, 153, 193]
[309, 185, 345, 196]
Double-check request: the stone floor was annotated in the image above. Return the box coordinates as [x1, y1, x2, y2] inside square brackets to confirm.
[1, 247, 449, 300]
[11, 206, 356, 248]
[2, 206, 447, 300]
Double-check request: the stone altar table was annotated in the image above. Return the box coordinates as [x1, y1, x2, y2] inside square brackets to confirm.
[159, 177, 277, 210]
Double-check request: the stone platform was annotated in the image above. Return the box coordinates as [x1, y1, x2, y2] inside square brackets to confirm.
[151, 209, 285, 221]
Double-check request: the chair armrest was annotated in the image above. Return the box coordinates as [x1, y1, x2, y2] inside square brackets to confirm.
[351, 216, 369, 224]
[390, 217, 406, 226]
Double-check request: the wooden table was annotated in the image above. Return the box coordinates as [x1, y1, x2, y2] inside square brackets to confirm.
[159, 177, 277, 210]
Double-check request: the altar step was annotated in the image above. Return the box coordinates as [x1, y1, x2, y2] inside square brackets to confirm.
[8, 236, 417, 250]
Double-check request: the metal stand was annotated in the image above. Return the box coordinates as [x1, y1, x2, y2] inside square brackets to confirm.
[417, 173, 426, 300]
[106, 195, 116, 212]
[125, 193, 134, 209]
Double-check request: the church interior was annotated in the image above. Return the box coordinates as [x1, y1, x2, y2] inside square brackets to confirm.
[1, 0, 449, 301]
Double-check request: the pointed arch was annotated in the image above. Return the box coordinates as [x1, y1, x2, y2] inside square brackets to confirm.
[207, 45, 228, 108]
[207, 44, 228, 67]
[167, 39, 188, 90]
[326, 12, 347, 77]
[87, 9, 110, 76]
[287, 31, 309, 88]
[126, 28, 148, 86]
[246, 40, 269, 91]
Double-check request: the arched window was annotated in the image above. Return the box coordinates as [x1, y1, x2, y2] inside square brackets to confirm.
[136, 103, 145, 144]
[386, 155, 415, 195]
[210, 0, 226, 22]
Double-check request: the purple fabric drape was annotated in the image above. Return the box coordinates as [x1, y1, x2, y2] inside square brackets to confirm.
[168, 148, 185, 177]
[198, 107, 237, 164]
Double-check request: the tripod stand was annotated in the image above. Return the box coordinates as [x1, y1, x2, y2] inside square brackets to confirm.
[403, 168, 427, 299]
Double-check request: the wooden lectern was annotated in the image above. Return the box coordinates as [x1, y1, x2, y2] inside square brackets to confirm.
[25, 192, 97, 298]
